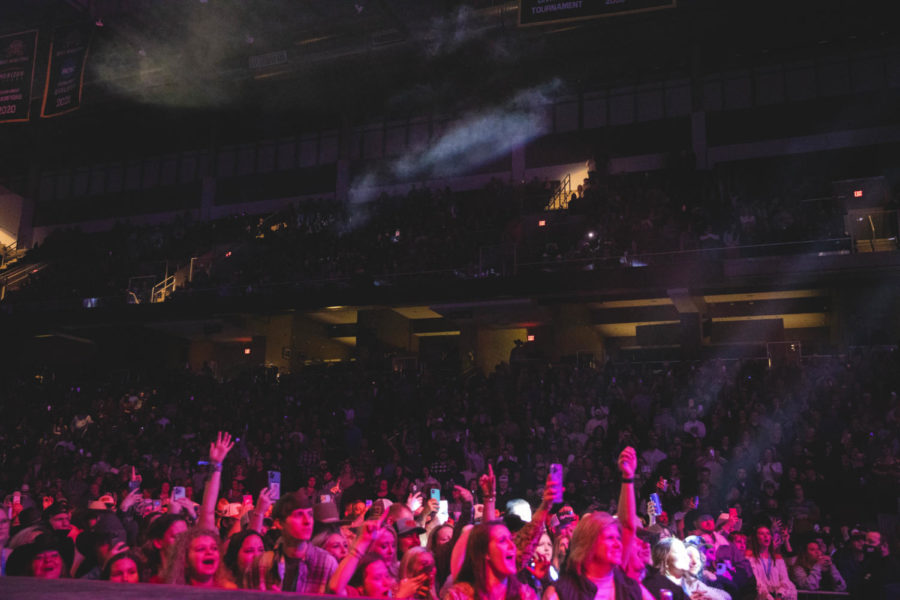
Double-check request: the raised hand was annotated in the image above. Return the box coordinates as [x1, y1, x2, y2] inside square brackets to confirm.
[407, 491, 423, 513]
[541, 473, 561, 509]
[255, 487, 274, 515]
[209, 431, 234, 463]
[120, 487, 143, 512]
[479, 464, 496, 498]
[618, 446, 637, 479]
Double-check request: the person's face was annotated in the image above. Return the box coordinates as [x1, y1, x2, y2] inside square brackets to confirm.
[486, 525, 517, 577]
[162, 519, 188, 551]
[373, 530, 397, 562]
[237, 535, 265, 573]
[756, 527, 772, 550]
[805, 542, 822, 562]
[637, 539, 652, 566]
[699, 518, 715, 533]
[324, 533, 349, 562]
[412, 552, 436, 580]
[48, 512, 71, 531]
[666, 540, 690, 575]
[427, 526, 449, 548]
[732, 535, 747, 553]
[308, 477, 317, 489]
[108, 557, 140, 583]
[362, 559, 394, 598]
[686, 546, 702, 576]
[591, 524, 623, 568]
[188, 535, 219, 581]
[865, 531, 882, 548]
[282, 508, 314, 541]
[378, 480, 389, 494]
[31, 550, 63, 579]
[535, 533, 553, 563]
[399, 532, 420, 553]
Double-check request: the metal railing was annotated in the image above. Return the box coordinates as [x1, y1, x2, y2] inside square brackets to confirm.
[545, 173, 572, 210]
[151, 274, 176, 303]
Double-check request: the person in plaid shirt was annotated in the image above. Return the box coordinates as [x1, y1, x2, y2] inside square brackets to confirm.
[246, 492, 337, 592]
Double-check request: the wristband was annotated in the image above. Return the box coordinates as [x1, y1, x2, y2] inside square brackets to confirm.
[210, 461, 223, 472]
[620, 477, 634, 484]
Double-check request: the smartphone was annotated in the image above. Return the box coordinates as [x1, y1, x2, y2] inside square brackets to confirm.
[319, 493, 333, 504]
[267, 471, 281, 500]
[365, 499, 373, 508]
[716, 562, 728, 576]
[430, 488, 441, 502]
[438, 500, 449, 524]
[152, 499, 162, 511]
[173, 486, 186, 501]
[242, 494, 253, 506]
[549, 463, 564, 503]
[129, 479, 141, 491]
[692, 495, 700, 506]
[649, 493, 663, 515]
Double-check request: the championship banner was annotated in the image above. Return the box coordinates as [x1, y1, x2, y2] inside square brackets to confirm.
[0, 30, 38, 124]
[41, 22, 92, 118]
[519, 0, 675, 26]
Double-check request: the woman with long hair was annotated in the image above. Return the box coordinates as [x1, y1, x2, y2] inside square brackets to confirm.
[544, 512, 644, 600]
[161, 528, 224, 588]
[746, 524, 796, 600]
[642, 536, 692, 600]
[221, 530, 267, 589]
[400, 546, 440, 600]
[789, 539, 846, 592]
[101, 550, 142, 583]
[683, 539, 732, 600]
[137, 512, 188, 582]
[443, 522, 538, 600]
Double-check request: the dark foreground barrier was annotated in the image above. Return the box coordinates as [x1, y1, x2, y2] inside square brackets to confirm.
[0, 577, 331, 599]
[798, 592, 850, 600]
[0, 578, 860, 600]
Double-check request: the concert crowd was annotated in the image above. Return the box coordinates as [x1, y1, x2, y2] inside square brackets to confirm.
[1, 347, 899, 599]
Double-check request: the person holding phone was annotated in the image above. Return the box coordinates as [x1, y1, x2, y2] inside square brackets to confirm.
[543, 447, 645, 600]
[789, 539, 846, 592]
[248, 491, 338, 592]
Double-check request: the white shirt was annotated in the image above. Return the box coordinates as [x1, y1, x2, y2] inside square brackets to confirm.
[588, 571, 615, 600]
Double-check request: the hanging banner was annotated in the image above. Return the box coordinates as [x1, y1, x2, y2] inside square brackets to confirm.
[41, 22, 92, 118]
[0, 30, 38, 124]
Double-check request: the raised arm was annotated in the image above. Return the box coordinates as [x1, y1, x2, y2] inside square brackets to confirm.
[478, 464, 497, 523]
[616, 446, 638, 560]
[329, 514, 385, 595]
[247, 487, 274, 534]
[197, 431, 234, 531]
[515, 473, 557, 571]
